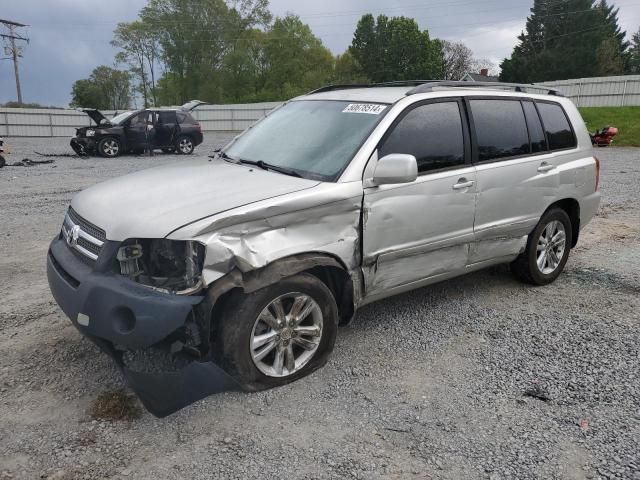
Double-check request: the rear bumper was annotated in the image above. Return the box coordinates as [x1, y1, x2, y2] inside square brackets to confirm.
[47, 235, 238, 417]
[580, 191, 601, 231]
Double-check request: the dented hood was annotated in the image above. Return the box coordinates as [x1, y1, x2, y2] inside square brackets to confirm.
[71, 159, 320, 240]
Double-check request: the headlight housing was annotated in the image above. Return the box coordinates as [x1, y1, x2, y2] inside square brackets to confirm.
[116, 239, 206, 295]
[86, 129, 96, 137]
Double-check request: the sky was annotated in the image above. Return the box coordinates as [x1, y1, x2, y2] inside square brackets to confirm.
[1, 0, 639, 107]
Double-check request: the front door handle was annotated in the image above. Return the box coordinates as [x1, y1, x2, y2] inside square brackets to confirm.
[538, 162, 556, 173]
[452, 178, 474, 190]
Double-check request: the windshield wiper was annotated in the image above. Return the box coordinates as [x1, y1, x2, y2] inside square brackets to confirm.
[238, 159, 303, 178]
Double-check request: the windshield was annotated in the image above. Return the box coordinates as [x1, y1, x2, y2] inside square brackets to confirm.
[110, 111, 135, 125]
[225, 100, 388, 181]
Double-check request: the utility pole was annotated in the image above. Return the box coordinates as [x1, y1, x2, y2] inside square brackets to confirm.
[0, 18, 29, 105]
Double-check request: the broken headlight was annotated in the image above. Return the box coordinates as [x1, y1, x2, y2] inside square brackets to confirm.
[86, 129, 96, 137]
[116, 239, 205, 295]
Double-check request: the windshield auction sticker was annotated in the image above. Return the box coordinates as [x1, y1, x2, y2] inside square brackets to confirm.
[342, 103, 387, 115]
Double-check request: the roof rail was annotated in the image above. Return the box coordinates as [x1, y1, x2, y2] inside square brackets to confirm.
[406, 81, 563, 97]
[308, 80, 434, 95]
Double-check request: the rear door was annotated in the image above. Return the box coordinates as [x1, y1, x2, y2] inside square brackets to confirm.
[468, 98, 563, 264]
[362, 99, 477, 297]
[155, 111, 178, 147]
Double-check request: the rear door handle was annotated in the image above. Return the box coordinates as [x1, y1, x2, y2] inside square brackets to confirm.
[538, 162, 556, 173]
[452, 178, 474, 190]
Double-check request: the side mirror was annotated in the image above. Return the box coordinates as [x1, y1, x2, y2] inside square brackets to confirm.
[372, 154, 418, 186]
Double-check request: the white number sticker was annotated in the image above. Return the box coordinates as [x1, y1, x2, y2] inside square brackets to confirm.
[342, 103, 387, 115]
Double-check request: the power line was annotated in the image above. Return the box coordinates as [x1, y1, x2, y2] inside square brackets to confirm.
[0, 18, 29, 104]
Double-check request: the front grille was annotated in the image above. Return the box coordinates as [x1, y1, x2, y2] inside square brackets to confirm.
[61, 208, 106, 263]
[67, 207, 106, 242]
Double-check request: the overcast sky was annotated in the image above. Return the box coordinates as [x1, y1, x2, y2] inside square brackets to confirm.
[1, 0, 639, 106]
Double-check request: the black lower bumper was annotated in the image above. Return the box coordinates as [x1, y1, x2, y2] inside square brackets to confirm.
[47, 235, 239, 417]
[70, 137, 95, 156]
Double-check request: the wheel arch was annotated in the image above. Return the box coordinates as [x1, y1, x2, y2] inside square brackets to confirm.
[207, 252, 357, 333]
[545, 198, 580, 248]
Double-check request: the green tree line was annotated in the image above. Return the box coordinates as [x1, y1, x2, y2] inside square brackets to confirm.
[70, 0, 640, 109]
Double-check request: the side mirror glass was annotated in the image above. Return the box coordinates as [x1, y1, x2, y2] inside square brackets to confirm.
[372, 154, 418, 186]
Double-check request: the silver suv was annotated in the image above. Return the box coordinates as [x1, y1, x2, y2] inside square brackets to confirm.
[47, 81, 601, 416]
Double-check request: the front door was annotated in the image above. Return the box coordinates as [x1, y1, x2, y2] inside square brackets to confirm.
[362, 99, 477, 298]
[126, 111, 153, 150]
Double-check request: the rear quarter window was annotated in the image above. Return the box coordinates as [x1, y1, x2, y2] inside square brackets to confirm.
[536, 102, 577, 150]
[177, 112, 197, 124]
[470, 99, 530, 162]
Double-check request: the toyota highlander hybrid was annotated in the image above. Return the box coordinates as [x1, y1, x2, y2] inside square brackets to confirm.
[47, 81, 601, 416]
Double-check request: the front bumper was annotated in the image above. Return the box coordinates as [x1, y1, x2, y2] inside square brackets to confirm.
[70, 137, 96, 156]
[47, 235, 238, 417]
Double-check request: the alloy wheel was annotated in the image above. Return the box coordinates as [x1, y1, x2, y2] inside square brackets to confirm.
[250, 293, 323, 378]
[102, 139, 119, 157]
[179, 138, 193, 154]
[536, 220, 567, 275]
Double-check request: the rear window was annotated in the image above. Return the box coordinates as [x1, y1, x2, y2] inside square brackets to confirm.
[536, 102, 576, 150]
[177, 112, 197, 124]
[470, 99, 530, 161]
[379, 101, 465, 173]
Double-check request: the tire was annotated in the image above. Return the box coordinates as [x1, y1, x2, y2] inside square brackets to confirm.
[216, 273, 338, 391]
[0, 155, 5, 168]
[175, 135, 195, 155]
[511, 208, 573, 285]
[98, 137, 121, 158]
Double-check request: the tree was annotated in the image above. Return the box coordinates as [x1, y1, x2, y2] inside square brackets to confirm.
[629, 28, 640, 74]
[500, 0, 629, 82]
[70, 66, 131, 109]
[140, 0, 271, 103]
[442, 41, 495, 80]
[333, 51, 367, 84]
[350, 14, 445, 82]
[112, 21, 161, 107]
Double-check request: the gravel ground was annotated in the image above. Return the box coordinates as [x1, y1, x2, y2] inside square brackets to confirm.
[0, 137, 638, 480]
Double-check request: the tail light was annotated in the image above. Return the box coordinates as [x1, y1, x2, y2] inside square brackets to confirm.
[195, 123, 202, 132]
[594, 156, 600, 191]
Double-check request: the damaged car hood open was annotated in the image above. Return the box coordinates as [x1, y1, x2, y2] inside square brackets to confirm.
[71, 159, 321, 240]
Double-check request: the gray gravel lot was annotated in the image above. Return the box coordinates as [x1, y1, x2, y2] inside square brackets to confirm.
[0, 137, 638, 480]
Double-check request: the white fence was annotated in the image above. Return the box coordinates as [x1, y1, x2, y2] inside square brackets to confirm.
[536, 75, 640, 107]
[0, 102, 282, 138]
[2, 76, 639, 137]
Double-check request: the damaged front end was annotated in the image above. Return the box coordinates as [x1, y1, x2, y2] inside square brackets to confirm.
[47, 216, 240, 417]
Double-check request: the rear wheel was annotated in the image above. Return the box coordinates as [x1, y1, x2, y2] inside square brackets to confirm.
[175, 135, 195, 155]
[511, 208, 572, 285]
[98, 137, 121, 158]
[216, 273, 338, 391]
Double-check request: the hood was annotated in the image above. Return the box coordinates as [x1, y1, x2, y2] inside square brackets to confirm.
[82, 109, 110, 126]
[71, 159, 320, 241]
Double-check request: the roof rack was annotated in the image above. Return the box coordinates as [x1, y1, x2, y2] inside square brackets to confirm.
[308, 80, 434, 95]
[405, 81, 563, 97]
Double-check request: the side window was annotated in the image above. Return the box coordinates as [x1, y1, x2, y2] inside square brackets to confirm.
[470, 99, 530, 161]
[536, 102, 576, 150]
[379, 102, 465, 173]
[158, 111, 177, 124]
[129, 112, 147, 127]
[522, 101, 548, 153]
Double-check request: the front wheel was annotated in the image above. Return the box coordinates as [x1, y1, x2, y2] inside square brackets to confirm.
[175, 135, 195, 155]
[511, 208, 572, 285]
[216, 273, 338, 391]
[98, 137, 121, 158]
